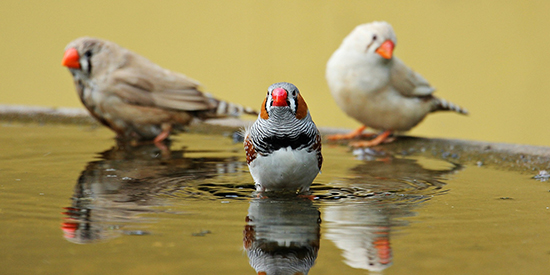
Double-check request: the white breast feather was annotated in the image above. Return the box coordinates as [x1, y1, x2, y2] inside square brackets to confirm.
[249, 147, 319, 191]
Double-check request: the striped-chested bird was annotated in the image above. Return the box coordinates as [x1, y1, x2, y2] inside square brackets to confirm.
[61, 37, 257, 143]
[244, 82, 323, 192]
[326, 21, 468, 147]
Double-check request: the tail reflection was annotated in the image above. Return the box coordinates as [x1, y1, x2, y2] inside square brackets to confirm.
[323, 156, 462, 273]
[62, 142, 245, 244]
[244, 196, 321, 275]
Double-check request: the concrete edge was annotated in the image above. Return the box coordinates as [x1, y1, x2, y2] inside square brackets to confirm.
[1, 105, 549, 173]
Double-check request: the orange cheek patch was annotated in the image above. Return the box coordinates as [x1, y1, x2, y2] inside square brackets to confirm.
[260, 97, 269, 119]
[295, 94, 309, 119]
[244, 136, 257, 165]
[312, 134, 323, 170]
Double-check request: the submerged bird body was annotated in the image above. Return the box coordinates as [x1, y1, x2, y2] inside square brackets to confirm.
[326, 21, 467, 145]
[62, 37, 256, 142]
[244, 82, 322, 192]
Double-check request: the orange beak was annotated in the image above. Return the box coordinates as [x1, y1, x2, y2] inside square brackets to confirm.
[61, 48, 81, 69]
[271, 88, 288, 107]
[375, 40, 394, 59]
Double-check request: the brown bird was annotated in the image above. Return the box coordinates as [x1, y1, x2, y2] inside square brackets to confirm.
[326, 21, 468, 147]
[62, 37, 257, 143]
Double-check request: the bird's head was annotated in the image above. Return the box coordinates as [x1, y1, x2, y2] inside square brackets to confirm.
[344, 21, 397, 60]
[61, 37, 115, 80]
[260, 82, 309, 120]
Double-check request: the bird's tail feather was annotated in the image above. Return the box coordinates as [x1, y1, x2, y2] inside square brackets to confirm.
[205, 93, 258, 117]
[432, 97, 468, 115]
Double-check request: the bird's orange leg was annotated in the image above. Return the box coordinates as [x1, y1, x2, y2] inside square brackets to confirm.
[327, 126, 373, 140]
[153, 124, 172, 143]
[298, 194, 318, 201]
[350, 130, 393, 147]
[372, 231, 392, 266]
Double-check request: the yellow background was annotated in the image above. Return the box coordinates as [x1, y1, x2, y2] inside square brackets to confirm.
[1, 0, 549, 146]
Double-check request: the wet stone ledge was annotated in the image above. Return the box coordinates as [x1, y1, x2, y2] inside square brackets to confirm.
[0, 105, 247, 135]
[365, 136, 550, 174]
[0, 105, 96, 125]
[1, 105, 549, 174]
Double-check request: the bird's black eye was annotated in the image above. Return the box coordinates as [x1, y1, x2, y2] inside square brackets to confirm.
[292, 91, 296, 97]
[83, 50, 93, 74]
[372, 35, 377, 41]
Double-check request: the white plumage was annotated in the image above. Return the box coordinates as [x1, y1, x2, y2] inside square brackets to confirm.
[248, 147, 320, 191]
[326, 21, 468, 146]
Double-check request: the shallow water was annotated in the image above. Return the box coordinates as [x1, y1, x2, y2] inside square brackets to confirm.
[1, 123, 549, 274]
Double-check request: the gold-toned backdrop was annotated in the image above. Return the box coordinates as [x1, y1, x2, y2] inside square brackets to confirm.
[1, 0, 549, 146]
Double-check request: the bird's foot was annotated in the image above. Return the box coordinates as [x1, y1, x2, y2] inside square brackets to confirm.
[298, 194, 317, 201]
[349, 130, 394, 147]
[153, 128, 171, 143]
[326, 126, 370, 140]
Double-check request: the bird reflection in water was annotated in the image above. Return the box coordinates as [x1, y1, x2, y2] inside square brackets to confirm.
[322, 154, 463, 273]
[61, 141, 245, 244]
[244, 195, 321, 275]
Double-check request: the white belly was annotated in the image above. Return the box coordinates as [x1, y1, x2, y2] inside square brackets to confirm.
[337, 87, 430, 131]
[327, 51, 431, 131]
[248, 147, 319, 192]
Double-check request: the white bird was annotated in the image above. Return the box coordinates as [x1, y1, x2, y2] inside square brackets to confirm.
[326, 21, 467, 147]
[244, 82, 323, 192]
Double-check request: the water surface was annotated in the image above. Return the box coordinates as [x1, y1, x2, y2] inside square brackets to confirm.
[1, 123, 549, 274]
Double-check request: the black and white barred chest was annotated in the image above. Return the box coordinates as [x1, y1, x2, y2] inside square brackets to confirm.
[248, 109, 319, 156]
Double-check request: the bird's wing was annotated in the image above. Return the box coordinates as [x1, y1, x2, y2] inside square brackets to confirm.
[390, 58, 435, 97]
[108, 58, 215, 112]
